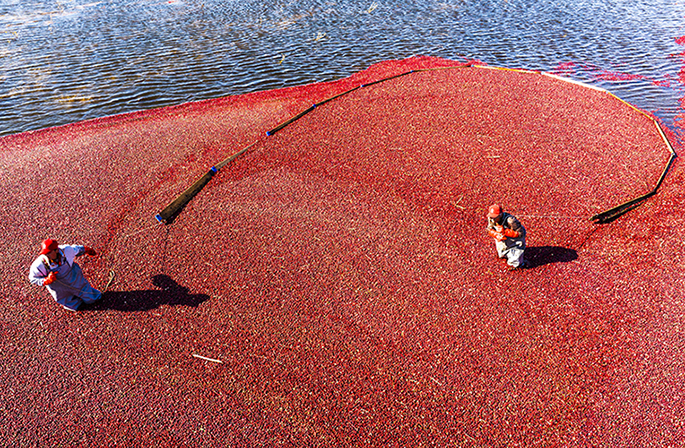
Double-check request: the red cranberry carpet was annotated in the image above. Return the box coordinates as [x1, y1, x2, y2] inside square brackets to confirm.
[1, 57, 683, 446]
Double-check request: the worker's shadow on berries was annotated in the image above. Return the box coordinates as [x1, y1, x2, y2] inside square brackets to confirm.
[84, 274, 210, 312]
[524, 246, 577, 268]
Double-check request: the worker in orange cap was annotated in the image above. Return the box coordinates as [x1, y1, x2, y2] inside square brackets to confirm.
[28, 239, 102, 311]
[486, 204, 527, 270]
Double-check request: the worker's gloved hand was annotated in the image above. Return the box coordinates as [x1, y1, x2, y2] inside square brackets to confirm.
[488, 228, 506, 242]
[503, 228, 520, 238]
[84, 246, 97, 256]
[44, 272, 57, 286]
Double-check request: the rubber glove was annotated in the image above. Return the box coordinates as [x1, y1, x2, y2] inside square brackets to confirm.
[503, 228, 520, 238]
[488, 228, 506, 241]
[44, 272, 57, 286]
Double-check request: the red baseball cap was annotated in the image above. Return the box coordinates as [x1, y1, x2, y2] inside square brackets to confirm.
[39, 239, 59, 255]
[487, 204, 502, 218]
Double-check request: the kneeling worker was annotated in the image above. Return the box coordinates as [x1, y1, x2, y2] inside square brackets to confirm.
[29, 239, 102, 311]
[486, 204, 527, 270]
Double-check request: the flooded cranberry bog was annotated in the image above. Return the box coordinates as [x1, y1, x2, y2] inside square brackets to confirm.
[1, 57, 683, 446]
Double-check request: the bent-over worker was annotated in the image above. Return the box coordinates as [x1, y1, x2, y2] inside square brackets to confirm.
[29, 239, 102, 311]
[486, 204, 527, 270]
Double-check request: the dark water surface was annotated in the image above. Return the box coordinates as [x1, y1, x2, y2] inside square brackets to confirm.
[1, 0, 684, 138]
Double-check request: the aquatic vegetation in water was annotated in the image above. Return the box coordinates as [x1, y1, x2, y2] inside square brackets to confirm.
[365, 2, 379, 14]
[314, 31, 327, 42]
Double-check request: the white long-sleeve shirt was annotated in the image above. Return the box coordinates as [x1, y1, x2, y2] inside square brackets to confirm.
[28, 244, 101, 310]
